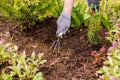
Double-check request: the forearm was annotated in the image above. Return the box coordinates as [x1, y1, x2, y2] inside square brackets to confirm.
[62, 0, 75, 15]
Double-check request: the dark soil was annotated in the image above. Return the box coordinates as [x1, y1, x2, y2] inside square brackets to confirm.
[0, 18, 111, 80]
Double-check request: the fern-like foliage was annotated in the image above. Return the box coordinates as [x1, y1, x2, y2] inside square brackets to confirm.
[71, 0, 87, 29]
[0, 0, 63, 25]
[86, 13, 102, 46]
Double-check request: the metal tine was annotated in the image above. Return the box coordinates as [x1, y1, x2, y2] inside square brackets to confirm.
[50, 39, 58, 50]
[53, 40, 58, 52]
[50, 37, 61, 53]
[53, 38, 60, 53]
[57, 38, 60, 53]
[50, 31, 63, 53]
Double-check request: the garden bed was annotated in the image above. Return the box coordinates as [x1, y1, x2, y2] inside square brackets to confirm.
[0, 18, 111, 80]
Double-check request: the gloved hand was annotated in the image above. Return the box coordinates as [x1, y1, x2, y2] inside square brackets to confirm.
[56, 12, 71, 37]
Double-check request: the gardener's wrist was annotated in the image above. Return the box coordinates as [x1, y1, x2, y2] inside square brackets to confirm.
[62, 0, 75, 15]
[61, 12, 71, 20]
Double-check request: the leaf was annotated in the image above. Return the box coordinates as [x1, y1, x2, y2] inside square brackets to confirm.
[31, 51, 35, 60]
[102, 13, 108, 20]
[0, 8, 9, 17]
[108, 56, 113, 66]
[19, 53, 26, 65]
[96, 70, 103, 74]
[38, 53, 44, 60]
[9, 71, 16, 77]
[33, 72, 44, 80]
[84, 14, 91, 20]
[113, 65, 119, 73]
[0, 73, 13, 80]
[13, 45, 19, 51]
[39, 60, 47, 64]
[102, 66, 109, 73]
[71, 12, 81, 28]
[22, 50, 26, 58]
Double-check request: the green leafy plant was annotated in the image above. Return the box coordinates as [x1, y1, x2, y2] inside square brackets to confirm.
[33, 72, 44, 80]
[0, 0, 61, 27]
[106, 0, 120, 12]
[101, 8, 118, 30]
[52, 0, 64, 17]
[101, 12, 113, 30]
[0, 43, 18, 65]
[85, 0, 119, 46]
[71, 0, 87, 29]
[0, 45, 10, 65]
[0, 51, 46, 80]
[85, 12, 103, 46]
[100, 0, 120, 30]
[0, 40, 46, 80]
[97, 11, 120, 80]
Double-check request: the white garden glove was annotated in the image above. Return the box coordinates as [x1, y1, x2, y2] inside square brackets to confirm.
[56, 12, 71, 37]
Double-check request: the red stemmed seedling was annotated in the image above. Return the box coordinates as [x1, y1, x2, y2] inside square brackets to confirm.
[91, 46, 107, 66]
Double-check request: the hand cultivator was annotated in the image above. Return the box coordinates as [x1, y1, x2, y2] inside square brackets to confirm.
[50, 32, 63, 53]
